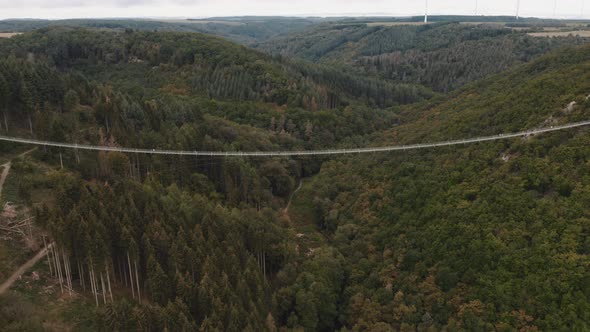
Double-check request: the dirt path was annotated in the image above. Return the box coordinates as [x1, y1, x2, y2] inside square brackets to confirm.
[0, 161, 11, 199]
[283, 179, 303, 215]
[17, 148, 37, 159]
[0, 242, 53, 295]
[0, 147, 41, 295]
[0, 148, 36, 200]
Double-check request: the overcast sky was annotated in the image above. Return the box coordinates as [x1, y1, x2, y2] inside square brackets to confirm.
[0, 0, 588, 20]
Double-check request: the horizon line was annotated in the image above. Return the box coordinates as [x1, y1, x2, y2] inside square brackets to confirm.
[2, 14, 590, 22]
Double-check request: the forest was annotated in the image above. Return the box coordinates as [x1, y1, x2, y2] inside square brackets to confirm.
[257, 22, 590, 92]
[0, 17, 327, 45]
[0, 19, 588, 331]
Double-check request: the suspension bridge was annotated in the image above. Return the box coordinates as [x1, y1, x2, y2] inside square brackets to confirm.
[0, 120, 588, 157]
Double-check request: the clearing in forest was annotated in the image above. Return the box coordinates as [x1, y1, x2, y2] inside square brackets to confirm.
[0, 243, 52, 295]
[285, 177, 327, 257]
[0, 32, 22, 38]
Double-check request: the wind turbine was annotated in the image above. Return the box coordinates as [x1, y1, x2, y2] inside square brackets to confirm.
[553, 0, 557, 18]
[424, 0, 429, 23]
[516, 0, 521, 20]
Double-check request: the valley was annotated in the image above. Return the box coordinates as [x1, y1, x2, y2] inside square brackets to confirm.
[0, 13, 589, 331]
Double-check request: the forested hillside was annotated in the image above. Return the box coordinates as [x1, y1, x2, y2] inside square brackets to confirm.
[288, 44, 590, 330]
[0, 27, 418, 330]
[3, 27, 432, 110]
[0, 17, 328, 44]
[258, 22, 590, 91]
[0, 27, 424, 193]
[0, 24, 588, 331]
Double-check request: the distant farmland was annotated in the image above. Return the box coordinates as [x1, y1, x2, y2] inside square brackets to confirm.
[528, 30, 590, 37]
[0, 32, 21, 38]
[158, 19, 245, 26]
[366, 22, 431, 26]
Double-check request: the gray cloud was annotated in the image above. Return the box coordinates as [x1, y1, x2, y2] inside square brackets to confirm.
[0, 0, 587, 19]
[3, 0, 162, 8]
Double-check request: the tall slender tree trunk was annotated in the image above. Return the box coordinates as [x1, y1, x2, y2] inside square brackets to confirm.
[67, 255, 73, 294]
[263, 251, 266, 278]
[64, 255, 69, 294]
[78, 260, 85, 291]
[134, 259, 141, 302]
[89, 267, 94, 297]
[90, 266, 98, 306]
[43, 236, 53, 277]
[68, 257, 72, 294]
[136, 154, 141, 181]
[54, 246, 64, 294]
[100, 272, 107, 304]
[51, 245, 59, 281]
[28, 115, 33, 135]
[49, 245, 56, 277]
[82, 264, 87, 292]
[106, 266, 113, 302]
[3, 112, 7, 133]
[63, 250, 72, 296]
[111, 258, 117, 284]
[46, 241, 55, 277]
[119, 257, 123, 285]
[62, 251, 67, 292]
[127, 252, 135, 299]
[119, 257, 127, 286]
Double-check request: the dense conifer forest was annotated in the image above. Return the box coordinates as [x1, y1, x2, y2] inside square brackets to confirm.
[0, 17, 588, 331]
[257, 22, 590, 91]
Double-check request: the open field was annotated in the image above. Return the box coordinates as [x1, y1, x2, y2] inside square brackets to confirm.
[155, 19, 245, 26]
[528, 30, 590, 37]
[460, 21, 507, 25]
[0, 32, 21, 38]
[565, 22, 590, 27]
[366, 21, 431, 26]
[538, 27, 567, 31]
[367, 21, 584, 28]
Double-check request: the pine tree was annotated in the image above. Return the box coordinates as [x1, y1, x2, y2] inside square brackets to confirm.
[64, 89, 80, 112]
[311, 96, 318, 113]
[17, 74, 34, 134]
[304, 121, 314, 140]
[147, 255, 169, 305]
[0, 73, 8, 132]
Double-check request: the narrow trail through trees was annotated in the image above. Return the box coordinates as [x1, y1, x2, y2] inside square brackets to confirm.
[0, 148, 36, 199]
[282, 178, 326, 258]
[0, 147, 41, 295]
[284, 179, 303, 215]
[0, 161, 10, 199]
